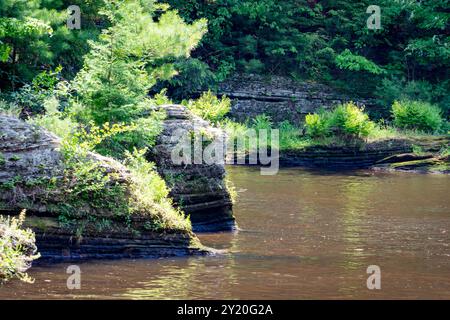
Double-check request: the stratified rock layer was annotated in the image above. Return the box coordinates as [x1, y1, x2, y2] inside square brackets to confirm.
[229, 136, 449, 171]
[148, 105, 235, 232]
[279, 139, 414, 169]
[218, 73, 376, 123]
[0, 115, 207, 260]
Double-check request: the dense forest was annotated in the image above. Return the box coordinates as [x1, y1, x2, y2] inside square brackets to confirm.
[1, 0, 449, 114]
[0, 0, 449, 284]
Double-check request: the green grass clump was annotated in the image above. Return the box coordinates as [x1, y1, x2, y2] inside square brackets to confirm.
[123, 149, 191, 232]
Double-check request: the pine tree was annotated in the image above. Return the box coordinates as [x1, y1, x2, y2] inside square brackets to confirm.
[73, 0, 207, 124]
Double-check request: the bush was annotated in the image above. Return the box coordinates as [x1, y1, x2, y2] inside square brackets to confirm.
[329, 103, 375, 138]
[304, 113, 329, 138]
[305, 102, 375, 139]
[123, 149, 191, 232]
[186, 90, 231, 124]
[0, 210, 40, 284]
[392, 100, 444, 133]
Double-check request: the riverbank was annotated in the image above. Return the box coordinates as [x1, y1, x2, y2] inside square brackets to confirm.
[280, 136, 450, 173]
[223, 117, 449, 173]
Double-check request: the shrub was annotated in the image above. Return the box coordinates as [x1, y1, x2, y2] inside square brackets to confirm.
[329, 103, 375, 138]
[305, 102, 375, 139]
[0, 99, 21, 117]
[304, 113, 329, 138]
[0, 210, 40, 284]
[187, 90, 231, 124]
[72, 1, 207, 126]
[335, 49, 384, 75]
[392, 100, 444, 133]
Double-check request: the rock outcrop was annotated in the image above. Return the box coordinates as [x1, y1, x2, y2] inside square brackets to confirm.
[373, 136, 450, 174]
[148, 105, 235, 232]
[229, 135, 448, 171]
[218, 73, 376, 123]
[0, 115, 208, 260]
[278, 139, 414, 169]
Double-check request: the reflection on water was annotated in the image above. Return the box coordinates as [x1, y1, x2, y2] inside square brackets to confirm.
[1, 166, 449, 299]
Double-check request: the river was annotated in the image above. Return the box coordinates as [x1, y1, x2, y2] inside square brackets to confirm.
[1, 166, 449, 299]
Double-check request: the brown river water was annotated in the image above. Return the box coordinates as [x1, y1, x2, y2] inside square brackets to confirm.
[1, 166, 449, 299]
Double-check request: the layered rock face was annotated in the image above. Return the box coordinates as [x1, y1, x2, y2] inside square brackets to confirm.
[0, 115, 207, 260]
[231, 136, 448, 171]
[372, 136, 450, 174]
[279, 139, 413, 169]
[148, 105, 235, 232]
[218, 74, 376, 123]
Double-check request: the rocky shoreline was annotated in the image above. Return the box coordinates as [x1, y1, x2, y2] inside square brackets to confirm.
[229, 136, 449, 173]
[0, 115, 212, 260]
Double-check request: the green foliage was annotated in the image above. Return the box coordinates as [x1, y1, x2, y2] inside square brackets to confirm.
[123, 148, 191, 231]
[278, 120, 310, 150]
[0, 99, 21, 117]
[0, 210, 40, 284]
[251, 114, 273, 132]
[166, 0, 449, 108]
[2, 0, 449, 114]
[27, 96, 78, 141]
[335, 50, 384, 75]
[66, 0, 207, 158]
[72, 0, 206, 125]
[186, 90, 231, 124]
[375, 78, 450, 118]
[304, 113, 328, 139]
[1, 65, 65, 117]
[161, 58, 217, 100]
[392, 100, 444, 133]
[0, 0, 103, 90]
[305, 103, 376, 139]
[329, 103, 376, 138]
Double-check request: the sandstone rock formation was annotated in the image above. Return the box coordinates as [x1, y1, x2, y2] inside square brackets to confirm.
[0, 115, 207, 260]
[148, 105, 235, 232]
[218, 73, 376, 123]
[278, 139, 413, 169]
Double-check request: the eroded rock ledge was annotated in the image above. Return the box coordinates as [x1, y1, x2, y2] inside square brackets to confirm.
[0, 115, 208, 260]
[230, 136, 449, 172]
[218, 73, 376, 123]
[148, 105, 236, 232]
[279, 139, 413, 169]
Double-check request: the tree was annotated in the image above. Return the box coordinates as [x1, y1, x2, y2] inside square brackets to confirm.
[71, 0, 207, 156]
